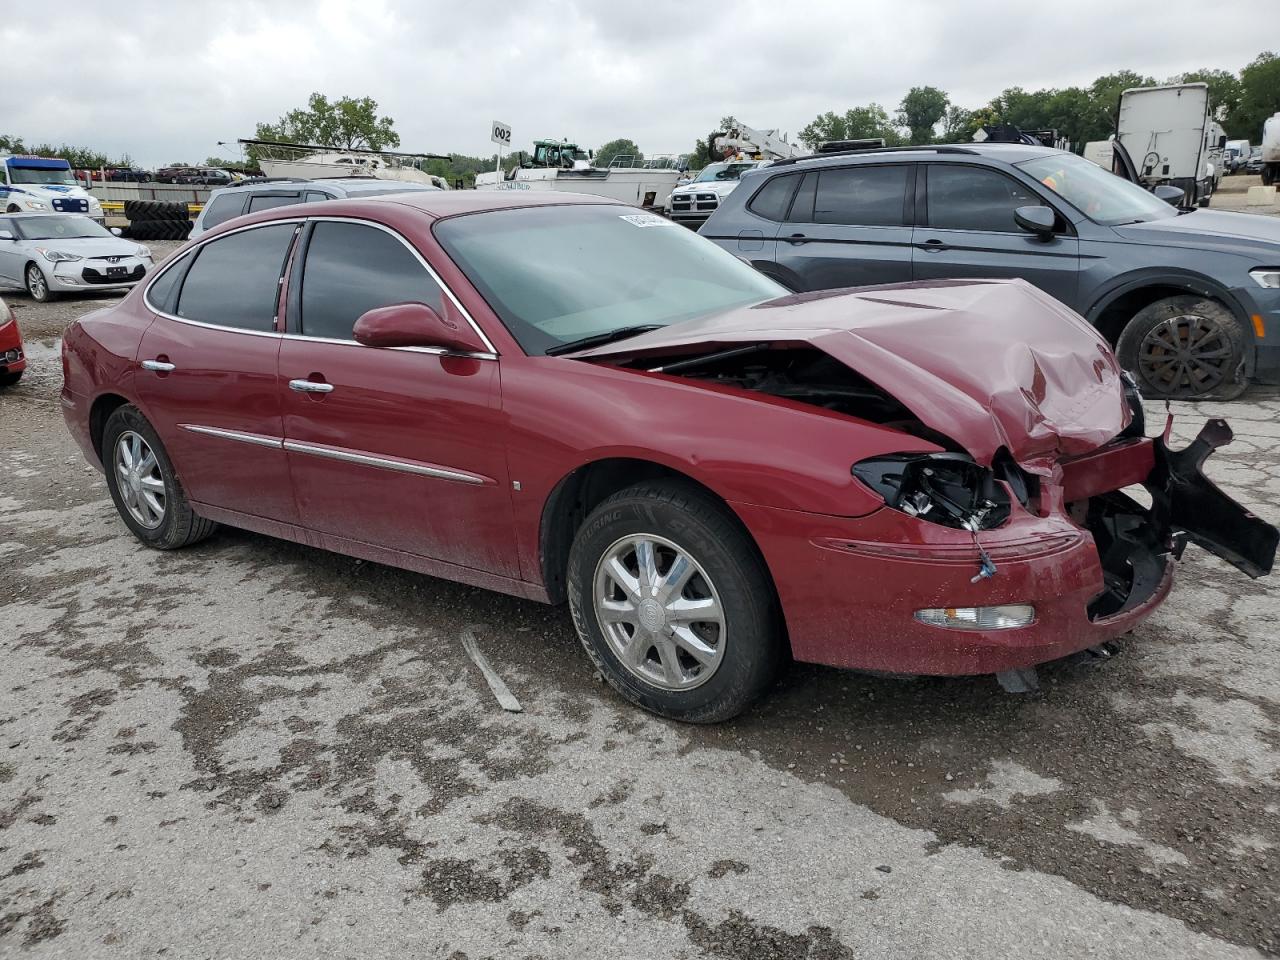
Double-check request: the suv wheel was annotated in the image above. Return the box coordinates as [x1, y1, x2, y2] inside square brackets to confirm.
[567, 481, 783, 722]
[1116, 295, 1247, 400]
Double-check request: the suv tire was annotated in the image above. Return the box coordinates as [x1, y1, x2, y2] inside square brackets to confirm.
[1116, 294, 1248, 400]
[567, 480, 784, 722]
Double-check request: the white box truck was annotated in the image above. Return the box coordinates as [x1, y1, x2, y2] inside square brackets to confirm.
[1117, 83, 1224, 205]
[1262, 113, 1280, 186]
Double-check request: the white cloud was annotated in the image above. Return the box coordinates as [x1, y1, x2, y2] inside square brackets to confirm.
[1, 0, 1271, 167]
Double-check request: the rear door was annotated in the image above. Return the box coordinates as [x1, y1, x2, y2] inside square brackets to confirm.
[912, 162, 1080, 307]
[278, 218, 518, 576]
[771, 163, 915, 290]
[134, 221, 300, 521]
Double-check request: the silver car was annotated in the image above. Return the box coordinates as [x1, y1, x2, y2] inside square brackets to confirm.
[0, 214, 153, 302]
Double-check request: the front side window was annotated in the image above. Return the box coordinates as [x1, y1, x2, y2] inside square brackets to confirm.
[434, 204, 785, 355]
[201, 194, 246, 229]
[175, 224, 296, 330]
[298, 221, 443, 340]
[927, 165, 1043, 233]
[810, 165, 909, 226]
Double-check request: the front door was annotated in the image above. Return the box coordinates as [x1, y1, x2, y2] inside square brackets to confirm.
[278, 218, 518, 577]
[134, 221, 300, 522]
[911, 163, 1081, 308]
[771, 164, 916, 291]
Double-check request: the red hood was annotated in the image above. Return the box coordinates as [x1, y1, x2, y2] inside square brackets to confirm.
[573, 278, 1130, 470]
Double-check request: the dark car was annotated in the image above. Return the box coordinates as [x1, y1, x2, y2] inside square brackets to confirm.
[59, 191, 1275, 721]
[701, 143, 1280, 399]
[106, 167, 153, 183]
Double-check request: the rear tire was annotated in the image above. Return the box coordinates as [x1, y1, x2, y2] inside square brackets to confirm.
[567, 480, 784, 722]
[102, 405, 218, 550]
[1116, 295, 1248, 400]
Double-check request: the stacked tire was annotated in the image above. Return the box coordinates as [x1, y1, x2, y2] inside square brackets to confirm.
[124, 201, 193, 242]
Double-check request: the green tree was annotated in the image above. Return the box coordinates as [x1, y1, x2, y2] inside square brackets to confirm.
[1229, 51, 1280, 139]
[940, 105, 975, 142]
[595, 138, 643, 167]
[255, 93, 400, 151]
[896, 86, 950, 144]
[798, 104, 902, 148]
[1174, 68, 1243, 120]
[0, 134, 26, 153]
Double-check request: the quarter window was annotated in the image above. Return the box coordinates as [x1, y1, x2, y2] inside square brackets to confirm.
[174, 224, 296, 330]
[747, 173, 801, 222]
[299, 221, 443, 341]
[200, 194, 246, 229]
[304, 191, 330, 203]
[809, 165, 909, 226]
[927, 165, 1042, 233]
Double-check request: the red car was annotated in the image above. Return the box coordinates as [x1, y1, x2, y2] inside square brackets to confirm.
[0, 295, 26, 387]
[59, 192, 1277, 721]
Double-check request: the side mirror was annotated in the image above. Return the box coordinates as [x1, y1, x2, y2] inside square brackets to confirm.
[1153, 184, 1185, 206]
[353, 301, 488, 354]
[110, 227, 123, 237]
[1014, 205, 1056, 239]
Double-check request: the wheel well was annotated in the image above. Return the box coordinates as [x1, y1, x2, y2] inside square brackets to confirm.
[1092, 284, 1233, 346]
[539, 458, 751, 605]
[89, 394, 130, 462]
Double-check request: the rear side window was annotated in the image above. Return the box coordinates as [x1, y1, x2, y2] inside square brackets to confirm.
[811, 165, 909, 226]
[298, 221, 443, 340]
[200, 194, 246, 229]
[927, 165, 1042, 232]
[247, 193, 302, 213]
[175, 224, 296, 330]
[748, 173, 801, 221]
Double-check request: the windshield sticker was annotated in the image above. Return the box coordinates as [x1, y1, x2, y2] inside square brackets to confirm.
[619, 213, 676, 228]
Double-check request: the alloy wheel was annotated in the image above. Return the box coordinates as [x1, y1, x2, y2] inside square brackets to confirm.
[1137, 312, 1233, 398]
[25, 265, 48, 302]
[593, 534, 726, 691]
[114, 430, 167, 529]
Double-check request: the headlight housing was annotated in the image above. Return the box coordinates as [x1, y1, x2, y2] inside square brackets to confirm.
[135, 244, 151, 259]
[36, 248, 83, 263]
[21, 198, 48, 211]
[852, 453, 1024, 531]
[1250, 268, 1280, 289]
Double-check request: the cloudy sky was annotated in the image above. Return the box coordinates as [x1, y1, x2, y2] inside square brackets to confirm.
[1, 0, 1272, 167]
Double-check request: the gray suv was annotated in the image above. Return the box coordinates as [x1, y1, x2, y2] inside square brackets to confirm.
[191, 177, 440, 239]
[701, 143, 1280, 399]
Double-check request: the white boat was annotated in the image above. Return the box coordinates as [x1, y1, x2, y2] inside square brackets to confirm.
[239, 139, 452, 189]
[474, 140, 682, 209]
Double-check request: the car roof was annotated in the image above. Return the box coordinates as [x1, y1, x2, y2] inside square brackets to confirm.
[209, 177, 441, 197]
[769, 141, 1065, 170]
[359, 190, 618, 218]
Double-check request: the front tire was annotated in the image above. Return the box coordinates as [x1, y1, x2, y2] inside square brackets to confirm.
[1115, 295, 1248, 400]
[567, 481, 783, 722]
[25, 263, 54, 302]
[0, 370, 22, 388]
[102, 405, 218, 549]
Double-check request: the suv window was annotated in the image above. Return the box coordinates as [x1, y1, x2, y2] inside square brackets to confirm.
[175, 224, 296, 330]
[927, 164, 1042, 232]
[201, 194, 246, 229]
[247, 193, 302, 213]
[304, 191, 330, 203]
[809, 165, 909, 226]
[747, 173, 801, 221]
[299, 221, 443, 340]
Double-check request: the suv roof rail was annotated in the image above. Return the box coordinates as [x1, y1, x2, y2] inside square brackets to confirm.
[224, 176, 310, 187]
[770, 145, 980, 166]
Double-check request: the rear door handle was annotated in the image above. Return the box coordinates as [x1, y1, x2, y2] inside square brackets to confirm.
[785, 233, 809, 245]
[141, 359, 175, 372]
[289, 379, 334, 394]
[919, 238, 949, 252]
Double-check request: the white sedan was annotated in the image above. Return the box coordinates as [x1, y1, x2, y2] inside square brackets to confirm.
[0, 214, 153, 302]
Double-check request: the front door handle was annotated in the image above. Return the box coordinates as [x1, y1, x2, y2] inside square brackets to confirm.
[289, 379, 334, 394]
[141, 359, 175, 372]
[919, 238, 949, 252]
[785, 233, 809, 245]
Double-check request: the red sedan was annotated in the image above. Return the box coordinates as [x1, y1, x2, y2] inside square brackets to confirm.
[59, 192, 1277, 721]
[0, 295, 26, 387]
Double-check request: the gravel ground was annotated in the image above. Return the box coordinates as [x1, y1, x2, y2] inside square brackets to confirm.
[2, 236, 1279, 959]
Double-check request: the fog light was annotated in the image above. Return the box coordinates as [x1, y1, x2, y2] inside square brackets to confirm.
[914, 605, 1035, 630]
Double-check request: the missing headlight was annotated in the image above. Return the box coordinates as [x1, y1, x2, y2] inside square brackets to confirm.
[852, 453, 1013, 531]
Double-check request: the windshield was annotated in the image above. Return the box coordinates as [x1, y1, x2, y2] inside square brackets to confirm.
[11, 216, 112, 240]
[694, 162, 758, 183]
[435, 204, 785, 355]
[8, 165, 78, 186]
[1017, 153, 1175, 225]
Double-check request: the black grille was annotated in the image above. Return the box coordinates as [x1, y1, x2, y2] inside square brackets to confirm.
[81, 264, 145, 285]
[51, 197, 90, 213]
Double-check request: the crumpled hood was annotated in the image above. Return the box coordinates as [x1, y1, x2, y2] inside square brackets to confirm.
[1113, 208, 1280, 250]
[573, 278, 1130, 470]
